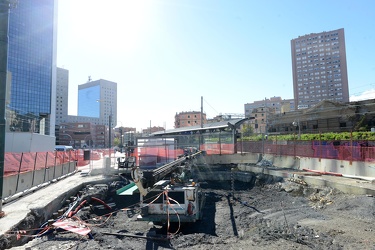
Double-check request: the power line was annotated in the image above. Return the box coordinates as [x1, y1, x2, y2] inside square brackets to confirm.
[203, 98, 219, 116]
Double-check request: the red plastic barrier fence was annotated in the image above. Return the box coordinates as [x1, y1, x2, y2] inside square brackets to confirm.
[4, 151, 78, 177]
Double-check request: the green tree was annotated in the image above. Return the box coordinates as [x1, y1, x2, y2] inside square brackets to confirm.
[241, 123, 253, 137]
[113, 137, 121, 147]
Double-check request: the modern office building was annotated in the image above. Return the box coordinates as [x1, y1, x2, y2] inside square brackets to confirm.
[54, 77, 118, 148]
[291, 28, 349, 109]
[78, 79, 117, 128]
[5, 0, 57, 152]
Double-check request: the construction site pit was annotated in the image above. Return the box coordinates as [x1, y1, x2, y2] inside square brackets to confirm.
[2, 166, 375, 250]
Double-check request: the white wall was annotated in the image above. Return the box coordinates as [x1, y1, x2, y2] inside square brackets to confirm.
[5, 132, 55, 153]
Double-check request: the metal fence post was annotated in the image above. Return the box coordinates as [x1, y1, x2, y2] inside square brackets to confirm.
[53, 151, 57, 180]
[15, 152, 24, 193]
[61, 152, 65, 177]
[31, 153, 38, 187]
[43, 152, 48, 183]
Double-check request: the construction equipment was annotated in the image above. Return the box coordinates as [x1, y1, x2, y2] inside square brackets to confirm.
[130, 148, 205, 223]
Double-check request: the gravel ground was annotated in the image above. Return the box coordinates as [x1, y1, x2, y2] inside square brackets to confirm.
[11, 179, 375, 250]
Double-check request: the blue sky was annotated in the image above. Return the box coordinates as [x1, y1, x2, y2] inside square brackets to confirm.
[57, 0, 375, 131]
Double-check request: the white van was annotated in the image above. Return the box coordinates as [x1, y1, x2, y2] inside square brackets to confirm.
[55, 145, 74, 152]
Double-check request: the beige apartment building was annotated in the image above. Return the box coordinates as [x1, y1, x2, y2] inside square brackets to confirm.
[291, 28, 349, 109]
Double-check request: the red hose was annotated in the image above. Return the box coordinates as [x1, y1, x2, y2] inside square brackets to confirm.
[91, 197, 112, 210]
[68, 200, 88, 218]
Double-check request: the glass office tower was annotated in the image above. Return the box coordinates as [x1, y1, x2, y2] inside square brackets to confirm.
[7, 0, 57, 135]
[78, 79, 117, 127]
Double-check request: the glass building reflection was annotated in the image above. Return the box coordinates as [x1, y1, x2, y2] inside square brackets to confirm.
[7, 0, 57, 135]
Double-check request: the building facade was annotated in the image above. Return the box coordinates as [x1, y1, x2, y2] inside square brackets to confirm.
[7, 0, 57, 136]
[56, 67, 69, 125]
[3, 0, 57, 152]
[244, 97, 295, 118]
[250, 106, 275, 134]
[291, 28, 349, 110]
[58, 122, 107, 149]
[78, 79, 117, 128]
[54, 78, 118, 148]
[142, 126, 165, 136]
[267, 99, 375, 135]
[174, 111, 207, 128]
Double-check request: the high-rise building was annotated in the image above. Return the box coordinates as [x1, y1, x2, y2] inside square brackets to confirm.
[4, 0, 57, 152]
[291, 28, 349, 109]
[7, 0, 57, 136]
[78, 79, 117, 128]
[56, 67, 69, 125]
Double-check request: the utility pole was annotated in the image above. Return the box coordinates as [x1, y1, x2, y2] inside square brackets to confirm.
[200, 96, 203, 128]
[109, 112, 112, 149]
[0, 0, 10, 218]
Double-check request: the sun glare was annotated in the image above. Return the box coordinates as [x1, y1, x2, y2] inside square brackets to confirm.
[64, 0, 152, 54]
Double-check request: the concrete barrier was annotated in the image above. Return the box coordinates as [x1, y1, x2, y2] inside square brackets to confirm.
[2, 162, 76, 200]
[298, 157, 375, 177]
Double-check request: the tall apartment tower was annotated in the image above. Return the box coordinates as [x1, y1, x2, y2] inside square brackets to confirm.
[7, 0, 57, 135]
[56, 67, 69, 125]
[78, 79, 117, 128]
[291, 28, 349, 109]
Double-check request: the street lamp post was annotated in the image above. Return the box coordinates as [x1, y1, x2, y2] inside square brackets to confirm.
[293, 119, 301, 139]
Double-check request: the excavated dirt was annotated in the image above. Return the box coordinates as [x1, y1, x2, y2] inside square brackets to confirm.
[10, 179, 375, 250]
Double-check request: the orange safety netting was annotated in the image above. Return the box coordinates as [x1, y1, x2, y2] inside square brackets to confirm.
[4, 151, 78, 177]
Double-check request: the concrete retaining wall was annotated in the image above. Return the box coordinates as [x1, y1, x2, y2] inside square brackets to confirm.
[205, 152, 375, 178]
[203, 153, 260, 165]
[299, 157, 375, 177]
[2, 162, 76, 199]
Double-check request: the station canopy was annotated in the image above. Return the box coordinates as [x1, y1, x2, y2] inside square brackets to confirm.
[151, 118, 250, 136]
